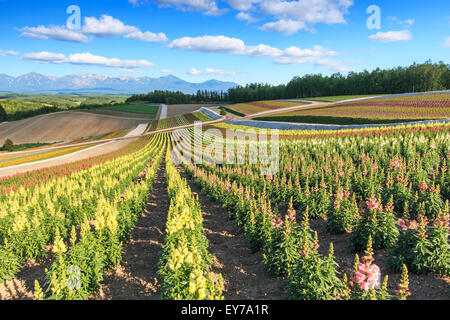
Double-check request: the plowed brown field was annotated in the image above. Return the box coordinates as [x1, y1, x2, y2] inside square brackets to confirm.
[0, 111, 144, 144]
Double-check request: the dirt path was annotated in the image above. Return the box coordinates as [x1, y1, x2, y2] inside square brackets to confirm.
[91, 158, 169, 300]
[178, 167, 289, 300]
[0, 257, 53, 300]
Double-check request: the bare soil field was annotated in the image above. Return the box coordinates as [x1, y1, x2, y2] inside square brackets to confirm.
[0, 111, 144, 144]
[167, 104, 223, 117]
[83, 109, 157, 120]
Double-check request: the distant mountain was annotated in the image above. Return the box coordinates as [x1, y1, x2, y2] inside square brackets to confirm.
[0, 73, 238, 94]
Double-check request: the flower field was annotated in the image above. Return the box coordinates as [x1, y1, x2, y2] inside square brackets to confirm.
[169, 123, 449, 300]
[0, 145, 90, 169]
[0, 116, 448, 300]
[255, 93, 450, 125]
[146, 112, 213, 132]
[224, 100, 303, 116]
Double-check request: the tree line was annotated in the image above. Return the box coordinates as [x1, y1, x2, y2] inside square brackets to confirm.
[128, 61, 449, 104]
[126, 90, 228, 105]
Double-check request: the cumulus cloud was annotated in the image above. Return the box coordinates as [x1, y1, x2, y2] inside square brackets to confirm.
[129, 0, 226, 16]
[23, 51, 67, 63]
[187, 67, 238, 76]
[20, 25, 88, 42]
[369, 30, 412, 42]
[82, 15, 138, 37]
[226, 0, 262, 11]
[188, 68, 203, 75]
[129, 0, 353, 33]
[124, 30, 168, 42]
[23, 51, 153, 68]
[260, 19, 307, 35]
[169, 35, 246, 54]
[259, 0, 354, 34]
[205, 68, 238, 75]
[169, 34, 350, 72]
[236, 12, 259, 23]
[245, 44, 283, 57]
[161, 69, 172, 74]
[20, 15, 167, 43]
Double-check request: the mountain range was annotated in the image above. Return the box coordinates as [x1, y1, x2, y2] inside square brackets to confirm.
[0, 73, 238, 94]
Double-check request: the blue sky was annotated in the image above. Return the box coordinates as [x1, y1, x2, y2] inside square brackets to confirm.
[0, 0, 448, 85]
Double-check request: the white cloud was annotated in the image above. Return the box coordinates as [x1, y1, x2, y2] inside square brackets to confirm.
[226, 0, 262, 11]
[236, 12, 259, 23]
[23, 51, 153, 68]
[23, 51, 67, 63]
[129, 0, 353, 32]
[440, 36, 450, 48]
[169, 35, 246, 54]
[369, 30, 412, 42]
[245, 44, 283, 57]
[21, 15, 168, 44]
[20, 25, 88, 42]
[124, 30, 168, 42]
[205, 68, 238, 75]
[161, 69, 172, 74]
[0, 50, 19, 57]
[130, 0, 226, 16]
[68, 53, 153, 68]
[169, 34, 349, 72]
[258, 0, 354, 34]
[260, 19, 306, 35]
[187, 67, 238, 76]
[188, 68, 203, 75]
[82, 15, 138, 37]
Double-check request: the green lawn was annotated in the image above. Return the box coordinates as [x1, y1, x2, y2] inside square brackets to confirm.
[100, 104, 160, 114]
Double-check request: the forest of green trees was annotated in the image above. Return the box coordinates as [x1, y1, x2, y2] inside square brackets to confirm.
[129, 61, 449, 104]
[125, 89, 227, 104]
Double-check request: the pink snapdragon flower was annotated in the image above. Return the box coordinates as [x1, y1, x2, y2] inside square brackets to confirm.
[271, 216, 283, 229]
[352, 263, 381, 291]
[366, 196, 381, 211]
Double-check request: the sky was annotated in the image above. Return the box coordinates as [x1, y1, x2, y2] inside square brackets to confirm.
[0, 0, 449, 85]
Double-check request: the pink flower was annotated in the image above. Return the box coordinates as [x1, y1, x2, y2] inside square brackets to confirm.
[271, 216, 283, 229]
[419, 182, 428, 192]
[352, 262, 381, 291]
[366, 196, 381, 211]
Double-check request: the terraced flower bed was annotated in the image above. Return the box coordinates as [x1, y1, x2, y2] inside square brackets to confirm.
[225, 100, 303, 116]
[146, 112, 213, 132]
[256, 93, 450, 125]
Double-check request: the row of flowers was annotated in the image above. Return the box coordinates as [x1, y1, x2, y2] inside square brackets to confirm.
[0, 136, 153, 193]
[33, 133, 167, 300]
[157, 143, 223, 300]
[0, 134, 166, 284]
[183, 161, 411, 300]
[173, 124, 449, 280]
